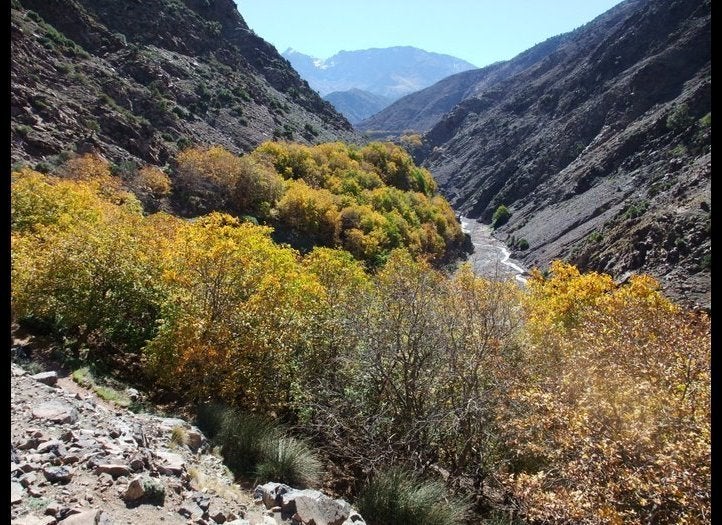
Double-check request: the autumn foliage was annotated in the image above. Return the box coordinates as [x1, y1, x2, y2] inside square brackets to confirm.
[10, 152, 710, 524]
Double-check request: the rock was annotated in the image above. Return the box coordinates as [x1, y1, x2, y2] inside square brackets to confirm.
[281, 489, 351, 525]
[154, 450, 185, 476]
[95, 463, 131, 478]
[178, 501, 204, 520]
[126, 388, 140, 401]
[209, 510, 226, 523]
[193, 492, 211, 512]
[342, 511, 367, 524]
[97, 472, 114, 487]
[44, 501, 61, 516]
[43, 466, 73, 484]
[11, 481, 24, 504]
[32, 400, 79, 424]
[124, 477, 146, 501]
[254, 482, 293, 509]
[13, 514, 55, 525]
[261, 517, 276, 525]
[17, 437, 41, 450]
[57, 509, 101, 525]
[187, 429, 204, 452]
[12, 363, 27, 376]
[31, 371, 58, 386]
[224, 521, 250, 525]
[19, 471, 37, 487]
[37, 439, 66, 455]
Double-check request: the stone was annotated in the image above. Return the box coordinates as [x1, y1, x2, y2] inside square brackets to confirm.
[261, 518, 276, 525]
[178, 501, 204, 520]
[186, 429, 204, 452]
[97, 472, 114, 486]
[224, 521, 250, 525]
[17, 437, 41, 450]
[14, 514, 55, 525]
[31, 371, 58, 386]
[253, 482, 293, 509]
[11, 481, 24, 504]
[57, 509, 101, 525]
[126, 387, 140, 400]
[124, 477, 146, 501]
[154, 450, 185, 476]
[19, 471, 38, 487]
[37, 439, 65, 455]
[32, 401, 79, 424]
[43, 466, 73, 483]
[281, 489, 351, 525]
[342, 511, 367, 524]
[44, 501, 61, 516]
[95, 463, 131, 478]
[11, 362, 27, 376]
[210, 510, 226, 523]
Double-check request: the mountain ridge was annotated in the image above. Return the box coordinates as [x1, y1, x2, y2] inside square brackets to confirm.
[282, 46, 477, 100]
[11, 0, 357, 170]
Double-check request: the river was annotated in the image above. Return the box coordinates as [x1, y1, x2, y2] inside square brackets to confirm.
[458, 216, 528, 284]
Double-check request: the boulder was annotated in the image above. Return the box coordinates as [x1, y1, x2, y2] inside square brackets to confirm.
[11, 481, 24, 504]
[13, 514, 55, 525]
[186, 429, 204, 452]
[281, 489, 351, 525]
[253, 482, 293, 509]
[31, 371, 58, 386]
[32, 400, 79, 424]
[57, 509, 102, 525]
[43, 466, 73, 484]
[154, 450, 185, 476]
[95, 463, 131, 478]
[178, 501, 204, 520]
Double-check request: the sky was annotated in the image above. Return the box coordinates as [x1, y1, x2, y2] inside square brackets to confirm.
[236, 0, 624, 68]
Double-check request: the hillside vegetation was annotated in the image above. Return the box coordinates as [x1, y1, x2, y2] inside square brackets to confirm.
[11, 153, 710, 524]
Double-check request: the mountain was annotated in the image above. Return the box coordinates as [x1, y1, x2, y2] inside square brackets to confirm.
[356, 34, 569, 136]
[413, 0, 711, 307]
[323, 88, 392, 124]
[282, 46, 476, 100]
[10, 0, 356, 169]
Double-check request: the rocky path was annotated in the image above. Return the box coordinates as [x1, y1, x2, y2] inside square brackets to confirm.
[10, 358, 364, 525]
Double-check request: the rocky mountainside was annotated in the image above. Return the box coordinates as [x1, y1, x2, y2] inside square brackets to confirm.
[356, 34, 569, 136]
[406, 0, 710, 308]
[322, 89, 392, 124]
[282, 46, 476, 101]
[10, 333, 366, 525]
[10, 0, 356, 170]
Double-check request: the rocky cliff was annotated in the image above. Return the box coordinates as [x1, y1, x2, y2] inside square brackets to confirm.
[10, 0, 356, 170]
[410, 0, 710, 308]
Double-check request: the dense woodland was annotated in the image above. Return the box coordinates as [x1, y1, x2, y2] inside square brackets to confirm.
[10, 147, 710, 524]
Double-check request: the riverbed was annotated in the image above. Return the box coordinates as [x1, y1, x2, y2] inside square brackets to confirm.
[459, 216, 528, 284]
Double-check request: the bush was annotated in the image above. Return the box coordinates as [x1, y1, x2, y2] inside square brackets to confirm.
[666, 103, 693, 131]
[255, 435, 321, 488]
[357, 467, 468, 525]
[215, 409, 278, 478]
[492, 204, 511, 228]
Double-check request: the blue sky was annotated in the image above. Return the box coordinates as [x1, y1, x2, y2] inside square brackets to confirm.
[236, 0, 623, 67]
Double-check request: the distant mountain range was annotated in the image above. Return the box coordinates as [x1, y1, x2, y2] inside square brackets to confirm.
[282, 46, 477, 104]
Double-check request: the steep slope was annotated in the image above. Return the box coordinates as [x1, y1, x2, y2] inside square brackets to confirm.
[419, 0, 711, 308]
[323, 88, 392, 124]
[356, 34, 569, 136]
[282, 46, 476, 100]
[10, 0, 356, 169]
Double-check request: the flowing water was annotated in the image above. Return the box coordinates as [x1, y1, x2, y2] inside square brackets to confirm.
[459, 216, 528, 284]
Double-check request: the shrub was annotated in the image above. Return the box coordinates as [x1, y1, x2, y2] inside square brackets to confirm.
[492, 204, 511, 228]
[170, 426, 189, 447]
[255, 435, 321, 488]
[141, 477, 166, 505]
[357, 467, 468, 525]
[666, 103, 693, 131]
[215, 409, 278, 478]
[516, 238, 529, 250]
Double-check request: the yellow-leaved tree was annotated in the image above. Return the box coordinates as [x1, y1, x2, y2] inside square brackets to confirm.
[499, 261, 710, 524]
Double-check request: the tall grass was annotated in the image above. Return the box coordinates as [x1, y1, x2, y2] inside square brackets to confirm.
[357, 467, 468, 525]
[195, 403, 320, 487]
